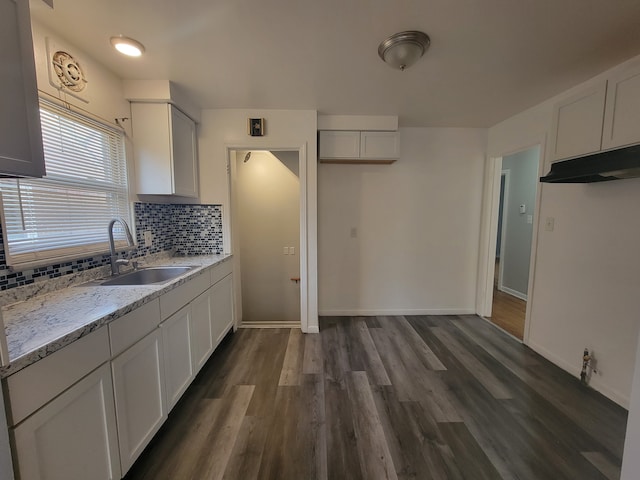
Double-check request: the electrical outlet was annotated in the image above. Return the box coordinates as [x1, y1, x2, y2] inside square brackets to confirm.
[143, 231, 153, 247]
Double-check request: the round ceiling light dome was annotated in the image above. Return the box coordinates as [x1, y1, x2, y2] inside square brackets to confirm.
[378, 31, 430, 71]
[110, 36, 145, 57]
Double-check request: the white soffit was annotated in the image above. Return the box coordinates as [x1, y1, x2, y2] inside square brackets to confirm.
[318, 115, 398, 131]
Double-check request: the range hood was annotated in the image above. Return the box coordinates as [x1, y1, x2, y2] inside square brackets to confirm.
[540, 145, 640, 183]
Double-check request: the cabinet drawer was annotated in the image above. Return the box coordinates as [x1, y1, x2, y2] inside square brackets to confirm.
[210, 260, 232, 285]
[160, 271, 210, 320]
[5, 327, 110, 426]
[109, 299, 161, 357]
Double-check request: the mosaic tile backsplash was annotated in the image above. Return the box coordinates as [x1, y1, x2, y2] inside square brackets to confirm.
[0, 202, 223, 291]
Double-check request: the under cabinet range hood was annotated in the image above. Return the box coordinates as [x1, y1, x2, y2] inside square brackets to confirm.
[540, 145, 640, 183]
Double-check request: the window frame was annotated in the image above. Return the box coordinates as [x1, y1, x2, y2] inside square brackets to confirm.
[0, 98, 134, 270]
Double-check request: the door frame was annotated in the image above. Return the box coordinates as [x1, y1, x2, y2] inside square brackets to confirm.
[477, 137, 546, 344]
[226, 145, 308, 332]
[497, 170, 510, 293]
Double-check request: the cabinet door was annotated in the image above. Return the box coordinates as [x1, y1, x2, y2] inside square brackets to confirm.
[360, 131, 399, 159]
[0, 0, 45, 177]
[319, 131, 360, 159]
[131, 102, 174, 195]
[602, 61, 640, 150]
[12, 364, 121, 480]
[111, 329, 166, 474]
[211, 274, 234, 346]
[191, 288, 214, 371]
[549, 81, 607, 161]
[161, 305, 193, 412]
[170, 105, 198, 197]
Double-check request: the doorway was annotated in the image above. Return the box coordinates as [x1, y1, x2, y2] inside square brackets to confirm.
[231, 149, 301, 327]
[487, 145, 540, 340]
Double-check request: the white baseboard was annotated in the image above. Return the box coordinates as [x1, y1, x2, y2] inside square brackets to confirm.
[306, 325, 320, 334]
[318, 308, 476, 317]
[498, 286, 528, 301]
[240, 321, 300, 329]
[528, 340, 629, 408]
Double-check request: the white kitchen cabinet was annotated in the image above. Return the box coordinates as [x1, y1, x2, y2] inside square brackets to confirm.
[602, 61, 640, 150]
[550, 59, 640, 162]
[161, 305, 194, 412]
[319, 130, 399, 163]
[190, 288, 214, 371]
[0, 0, 45, 177]
[359, 131, 400, 159]
[318, 131, 361, 159]
[131, 102, 198, 197]
[211, 274, 234, 346]
[549, 81, 607, 162]
[111, 328, 166, 474]
[12, 363, 121, 480]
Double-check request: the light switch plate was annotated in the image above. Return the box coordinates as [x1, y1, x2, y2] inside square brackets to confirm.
[545, 217, 555, 232]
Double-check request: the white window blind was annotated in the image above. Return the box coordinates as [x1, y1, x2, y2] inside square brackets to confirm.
[0, 99, 132, 268]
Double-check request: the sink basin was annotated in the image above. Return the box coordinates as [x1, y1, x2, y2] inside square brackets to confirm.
[100, 266, 195, 286]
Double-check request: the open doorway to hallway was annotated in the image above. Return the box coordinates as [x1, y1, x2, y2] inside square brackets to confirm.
[487, 145, 539, 340]
[232, 150, 301, 328]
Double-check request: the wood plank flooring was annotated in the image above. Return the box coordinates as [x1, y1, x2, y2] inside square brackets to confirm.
[490, 288, 526, 339]
[123, 315, 628, 480]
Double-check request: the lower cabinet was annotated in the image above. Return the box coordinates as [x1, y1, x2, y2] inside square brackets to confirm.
[111, 329, 166, 474]
[12, 363, 121, 480]
[161, 305, 194, 412]
[6, 260, 235, 480]
[190, 288, 214, 371]
[212, 274, 234, 346]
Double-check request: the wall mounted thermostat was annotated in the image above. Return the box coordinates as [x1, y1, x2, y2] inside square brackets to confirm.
[248, 118, 265, 136]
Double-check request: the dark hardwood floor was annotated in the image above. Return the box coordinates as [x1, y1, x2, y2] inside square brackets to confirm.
[124, 315, 628, 480]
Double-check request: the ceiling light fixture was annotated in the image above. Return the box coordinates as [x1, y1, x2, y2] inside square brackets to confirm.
[378, 31, 430, 71]
[110, 36, 145, 57]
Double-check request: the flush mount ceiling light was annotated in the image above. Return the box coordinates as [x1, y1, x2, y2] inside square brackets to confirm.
[110, 36, 145, 57]
[378, 31, 430, 71]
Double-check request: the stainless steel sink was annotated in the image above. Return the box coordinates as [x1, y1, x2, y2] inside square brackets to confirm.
[100, 266, 195, 286]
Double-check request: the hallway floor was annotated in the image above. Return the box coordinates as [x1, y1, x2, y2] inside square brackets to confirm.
[124, 315, 626, 480]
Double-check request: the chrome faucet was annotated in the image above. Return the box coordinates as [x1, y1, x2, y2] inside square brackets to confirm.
[108, 218, 136, 276]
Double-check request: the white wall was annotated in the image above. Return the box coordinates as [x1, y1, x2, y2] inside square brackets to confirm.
[485, 54, 640, 407]
[197, 109, 318, 332]
[236, 150, 300, 322]
[500, 147, 539, 298]
[318, 128, 487, 315]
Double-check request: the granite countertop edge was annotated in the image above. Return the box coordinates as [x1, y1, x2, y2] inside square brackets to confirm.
[0, 254, 232, 378]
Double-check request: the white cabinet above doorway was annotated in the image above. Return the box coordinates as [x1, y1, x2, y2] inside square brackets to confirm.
[319, 130, 399, 164]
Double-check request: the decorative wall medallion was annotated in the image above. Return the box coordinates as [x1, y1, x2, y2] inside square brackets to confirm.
[248, 118, 265, 136]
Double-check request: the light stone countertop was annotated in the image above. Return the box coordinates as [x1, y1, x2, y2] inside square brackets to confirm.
[0, 254, 232, 378]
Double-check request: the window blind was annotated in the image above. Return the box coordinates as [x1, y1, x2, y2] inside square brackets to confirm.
[0, 99, 132, 268]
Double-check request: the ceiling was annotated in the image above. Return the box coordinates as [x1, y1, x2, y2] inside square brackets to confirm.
[30, 0, 640, 127]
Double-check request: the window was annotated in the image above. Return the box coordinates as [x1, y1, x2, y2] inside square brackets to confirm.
[0, 99, 132, 268]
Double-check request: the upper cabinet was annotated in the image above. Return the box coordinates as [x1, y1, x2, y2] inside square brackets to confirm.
[602, 63, 640, 150]
[550, 60, 640, 162]
[319, 130, 399, 164]
[0, 0, 45, 177]
[131, 103, 198, 198]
